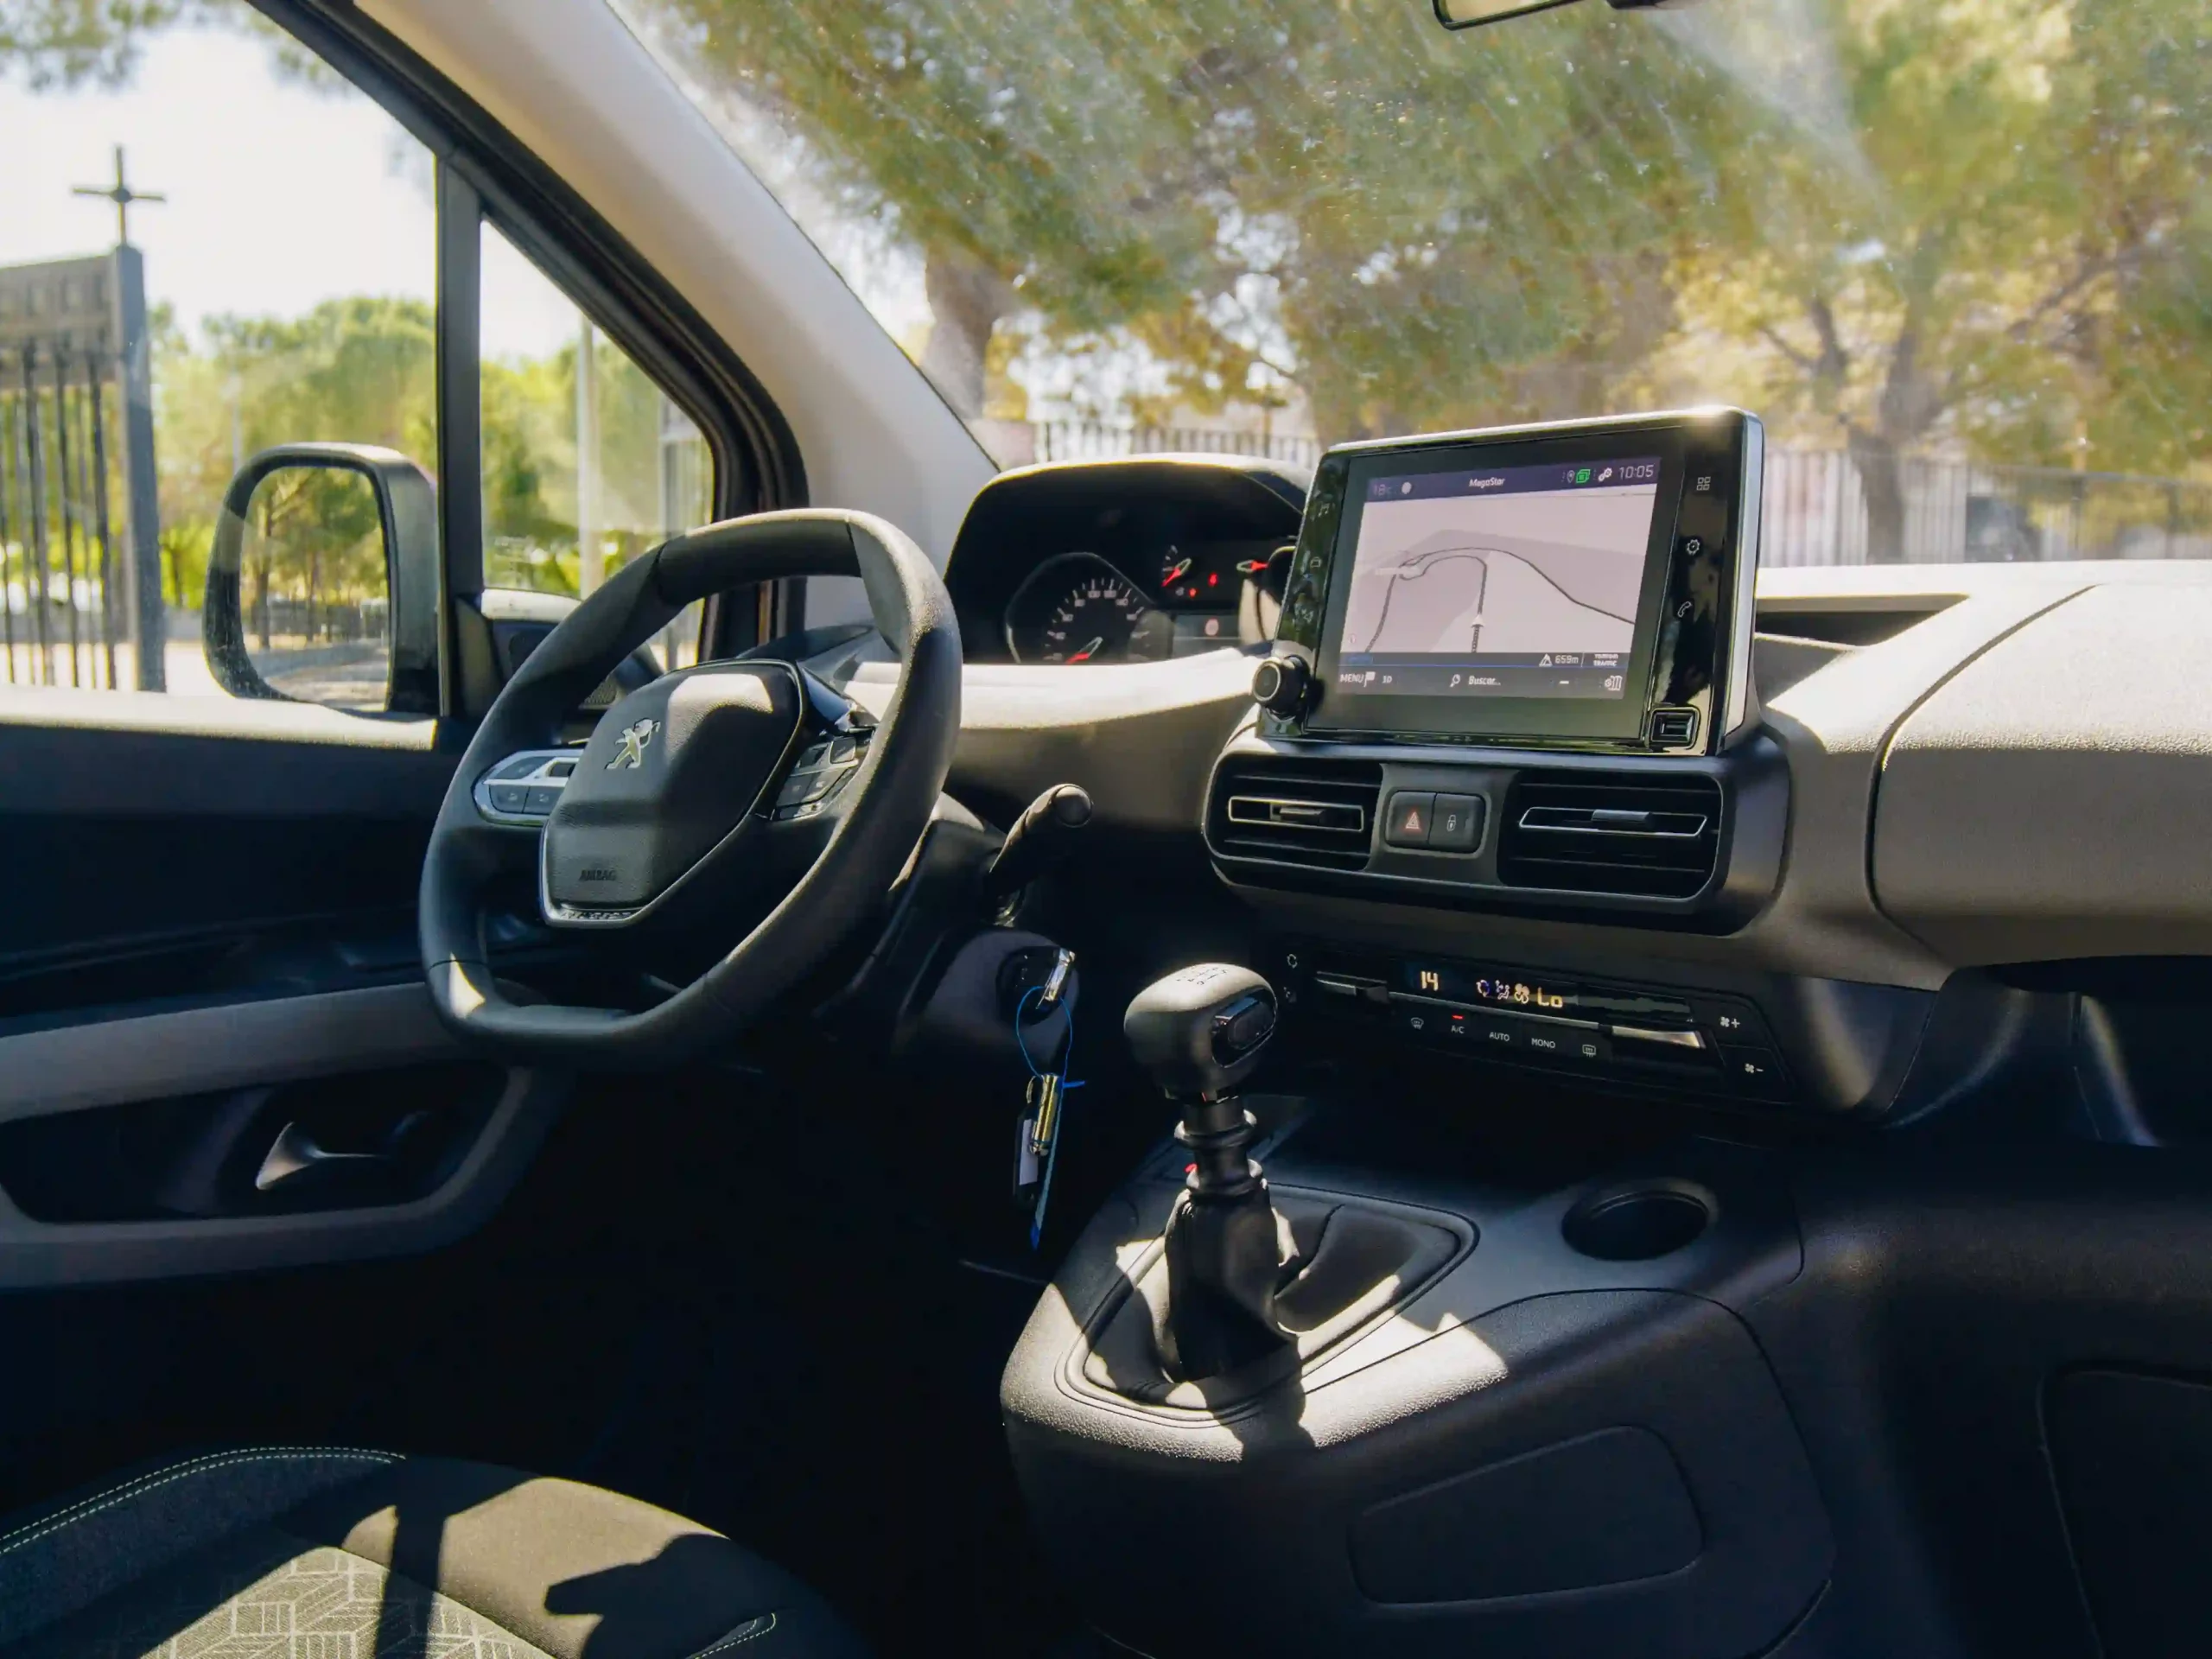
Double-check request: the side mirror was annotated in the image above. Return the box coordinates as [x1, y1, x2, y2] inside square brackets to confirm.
[203, 442, 440, 715]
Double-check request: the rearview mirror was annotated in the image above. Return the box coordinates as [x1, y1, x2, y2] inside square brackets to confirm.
[1433, 0, 1579, 25]
[203, 443, 440, 715]
[1433, 0, 1690, 29]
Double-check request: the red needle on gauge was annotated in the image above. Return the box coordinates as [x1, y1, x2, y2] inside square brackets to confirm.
[1236, 559, 1270, 575]
[1160, 557, 1191, 588]
[1065, 637, 1104, 664]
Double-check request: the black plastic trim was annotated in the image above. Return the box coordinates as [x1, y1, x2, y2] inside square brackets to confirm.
[433, 160, 485, 621]
[1203, 728, 1789, 931]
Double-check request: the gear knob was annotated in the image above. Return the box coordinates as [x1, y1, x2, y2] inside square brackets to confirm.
[1123, 963, 1277, 1100]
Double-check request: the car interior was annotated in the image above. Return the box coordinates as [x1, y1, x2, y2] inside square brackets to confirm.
[3, 0, 2211, 1656]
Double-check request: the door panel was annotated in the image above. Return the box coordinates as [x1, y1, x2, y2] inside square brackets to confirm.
[0, 702, 569, 1286]
[0, 701, 448, 975]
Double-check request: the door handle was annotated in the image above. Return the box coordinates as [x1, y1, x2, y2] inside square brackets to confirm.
[254, 1119, 413, 1194]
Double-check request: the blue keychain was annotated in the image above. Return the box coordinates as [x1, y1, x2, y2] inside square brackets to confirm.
[1013, 952, 1081, 1250]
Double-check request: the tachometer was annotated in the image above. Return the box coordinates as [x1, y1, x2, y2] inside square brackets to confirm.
[1006, 552, 1175, 664]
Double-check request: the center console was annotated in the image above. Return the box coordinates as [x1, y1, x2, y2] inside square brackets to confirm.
[1191, 410, 1923, 1118]
[1210, 408, 1786, 927]
[1001, 416, 1854, 1656]
[1001, 965, 1836, 1659]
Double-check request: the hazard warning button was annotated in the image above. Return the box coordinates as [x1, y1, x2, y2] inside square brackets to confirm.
[1383, 791, 1435, 849]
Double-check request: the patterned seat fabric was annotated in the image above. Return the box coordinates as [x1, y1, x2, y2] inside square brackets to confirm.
[0, 1448, 866, 1659]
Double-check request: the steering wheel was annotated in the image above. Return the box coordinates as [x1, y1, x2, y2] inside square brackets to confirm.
[419, 510, 960, 1066]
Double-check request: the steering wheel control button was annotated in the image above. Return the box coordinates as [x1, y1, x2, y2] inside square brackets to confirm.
[489, 784, 531, 815]
[773, 767, 851, 822]
[798, 741, 832, 769]
[522, 785, 560, 815]
[1384, 791, 1435, 848]
[829, 734, 860, 765]
[493, 756, 543, 781]
[776, 770, 835, 809]
[1430, 794, 1484, 852]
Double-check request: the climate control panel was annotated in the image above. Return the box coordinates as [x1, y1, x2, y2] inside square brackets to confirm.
[1284, 945, 1796, 1104]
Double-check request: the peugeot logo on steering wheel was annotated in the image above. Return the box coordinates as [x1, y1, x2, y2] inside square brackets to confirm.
[608, 717, 659, 771]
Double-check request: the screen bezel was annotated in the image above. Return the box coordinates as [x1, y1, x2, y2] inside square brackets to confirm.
[1306, 424, 1700, 743]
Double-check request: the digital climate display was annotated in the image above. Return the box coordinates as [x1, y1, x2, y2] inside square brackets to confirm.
[1403, 960, 1573, 1012]
[1397, 960, 1696, 1024]
[1332, 457, 1663, 702]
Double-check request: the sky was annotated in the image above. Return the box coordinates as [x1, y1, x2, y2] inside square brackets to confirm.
[0, 20, 582, 361]
[0, 3, 1215, 429]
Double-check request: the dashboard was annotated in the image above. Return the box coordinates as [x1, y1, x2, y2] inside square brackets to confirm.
[942, 455, 1306, 664]
[817, 425, 2212, 1139]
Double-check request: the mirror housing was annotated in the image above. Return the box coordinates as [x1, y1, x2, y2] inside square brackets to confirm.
[203, 442, 440, 714]
[1434, 0, 1694, 29]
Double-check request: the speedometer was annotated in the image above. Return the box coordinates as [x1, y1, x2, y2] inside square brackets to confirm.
[1005, 552, 1176, 664]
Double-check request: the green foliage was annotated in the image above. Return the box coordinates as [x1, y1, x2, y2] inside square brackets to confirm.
[156, 296, 683, 613]
[153, 296, 436, 616]
[481, 334, 681, 595]
[0, 0, 338, 92]
[0, 0, 190, 89]
[627, 0, 2211, 554]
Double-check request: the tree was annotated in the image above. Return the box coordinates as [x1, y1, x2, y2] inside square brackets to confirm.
[626, 0, 1741, 431]
[0, 0, 190, 89]
[1682, 0, 2212, 556]
[626, 0, 2211, 552]
[153, 296, 435, 616]
[481, 333, 679, 594]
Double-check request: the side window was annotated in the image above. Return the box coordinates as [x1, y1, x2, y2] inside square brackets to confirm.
[479, 222, 710, 672]
[1, 1, 438, 706]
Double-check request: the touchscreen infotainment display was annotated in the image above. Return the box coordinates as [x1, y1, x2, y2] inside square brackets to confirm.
[1288, 410, 1758, 750]
[1334, 457, 1662, 702]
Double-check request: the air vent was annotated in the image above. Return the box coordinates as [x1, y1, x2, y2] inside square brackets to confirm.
[1497, 771, 1722, 899]
[1208, 757, 1382, 871]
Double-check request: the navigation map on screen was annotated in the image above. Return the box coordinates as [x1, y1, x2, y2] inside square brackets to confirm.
[1334, 458, 1662, 700]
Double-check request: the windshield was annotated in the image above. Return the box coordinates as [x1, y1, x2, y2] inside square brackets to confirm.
[611, 0, 2209, 565]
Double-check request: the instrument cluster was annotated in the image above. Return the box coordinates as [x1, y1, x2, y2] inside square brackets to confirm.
[938, 456, 1312, 667]
[1002, 542, 1281, 665]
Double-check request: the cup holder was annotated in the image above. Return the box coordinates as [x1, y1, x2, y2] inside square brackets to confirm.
[1562, 1181, 1714, 1262]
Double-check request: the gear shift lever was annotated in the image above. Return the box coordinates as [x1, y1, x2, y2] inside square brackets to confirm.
[1124, 963, 1291, 1380]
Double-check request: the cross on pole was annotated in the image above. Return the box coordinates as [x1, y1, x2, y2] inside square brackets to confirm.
[72, 146, 165, 247]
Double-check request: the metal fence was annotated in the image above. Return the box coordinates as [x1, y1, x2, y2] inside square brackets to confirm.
[1759, 449, 2212, 567]
[1028, 420, 1321, 471]
[0, 342, 125, 688]
[243, 595, 388, 650]
[1014, 422, 2212, 567]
